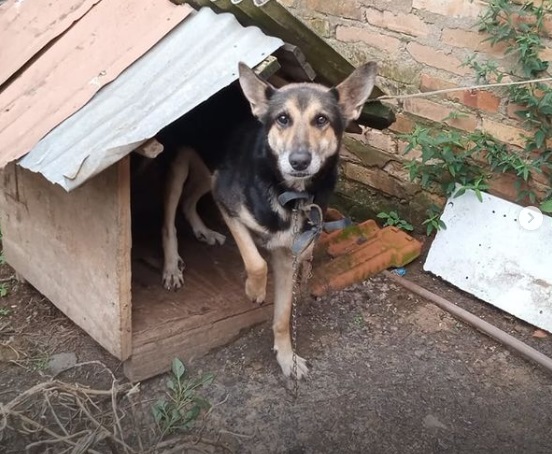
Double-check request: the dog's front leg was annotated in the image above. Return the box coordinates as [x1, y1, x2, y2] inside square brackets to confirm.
[271, 247, 309, 379]
[221, 213, 267, 303]
[161, 151, 189, 290]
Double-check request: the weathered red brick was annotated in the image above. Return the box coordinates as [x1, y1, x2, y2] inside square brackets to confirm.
[506, 102, 528, 120]
[343, 162, 417, 198]
[413, 0, 484, 17]
[452, 90, 501, 113]
[420, 74, 456, 92]
[441, 28, 508, 54]
[364, 128, 397, 153]
[302, 0, 363, 19]
[480, 119, 527, 148]
[420, 74, 501, 112]
[336, 26, 401, 53]
[388, 114, 415, 134]
[404, 98, 478, 131]
[365, 8, 430, 37]
[407, 42, 470, 75]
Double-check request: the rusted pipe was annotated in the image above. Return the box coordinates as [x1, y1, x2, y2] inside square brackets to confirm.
[383, 270, 552, 374]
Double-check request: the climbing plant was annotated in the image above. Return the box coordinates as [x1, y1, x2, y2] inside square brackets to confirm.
[403, 0, 552, 232]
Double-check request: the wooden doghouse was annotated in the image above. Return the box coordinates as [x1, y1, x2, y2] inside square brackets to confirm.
[0, 0, 393, 381]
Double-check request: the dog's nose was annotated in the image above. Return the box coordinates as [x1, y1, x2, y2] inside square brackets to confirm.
[289, 151, 312, 171]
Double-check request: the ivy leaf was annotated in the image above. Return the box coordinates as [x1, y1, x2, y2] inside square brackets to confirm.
[540, 199, 552, 213]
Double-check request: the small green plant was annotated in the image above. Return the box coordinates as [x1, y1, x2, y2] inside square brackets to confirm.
[152, 358, 214, 438]
[352, 313, 364, 328]
[377, 210, 414, 231]
[0, 284, 8, 297]
[0, 306, 10, 317]
[422, 204, 447, 236]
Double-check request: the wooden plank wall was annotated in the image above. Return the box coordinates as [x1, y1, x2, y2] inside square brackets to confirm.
[0, 160, 132, 359]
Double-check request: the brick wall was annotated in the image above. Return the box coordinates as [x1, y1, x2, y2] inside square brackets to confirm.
[278, 0, 552, 226]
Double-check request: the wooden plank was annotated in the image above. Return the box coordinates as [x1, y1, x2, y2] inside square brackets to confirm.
[0, 0, 193, 169]
[125, 231, 273, 381]
[0, 161, 132, 360]
[0, 0, 101, 86]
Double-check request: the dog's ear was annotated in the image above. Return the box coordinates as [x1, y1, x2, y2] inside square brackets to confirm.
[335, 62, 378, 123]
[238, 62, 274, 118]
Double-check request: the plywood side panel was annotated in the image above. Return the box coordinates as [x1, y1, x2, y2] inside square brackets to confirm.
[0, 161, 132, 359]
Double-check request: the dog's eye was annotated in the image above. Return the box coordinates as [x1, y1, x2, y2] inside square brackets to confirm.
[276, 114, 290, 126]
[315, 115, 329, 127]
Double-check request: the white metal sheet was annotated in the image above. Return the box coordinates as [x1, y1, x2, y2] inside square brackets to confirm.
[424, 189, 552, 332]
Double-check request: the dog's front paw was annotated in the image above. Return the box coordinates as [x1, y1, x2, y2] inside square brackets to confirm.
[245, 274, 266, 304]
[276, 350, 309, 379]
[162, 258, 185, 290]
[194, 228, 226, 246]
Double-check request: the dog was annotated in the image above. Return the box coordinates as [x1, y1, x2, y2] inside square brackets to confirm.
[212, 61, 378, 378]
[156, 84, 254, 290]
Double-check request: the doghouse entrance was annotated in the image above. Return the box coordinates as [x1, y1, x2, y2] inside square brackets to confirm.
[124, 84, 274, 381]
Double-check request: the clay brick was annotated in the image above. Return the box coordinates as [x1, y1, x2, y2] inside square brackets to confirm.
[407, 42, 470, 75]
[365, 8, 430, 37]
[277, 0, 295, 7]
[358, 0, 413, 14]
[303, 0, 363, 20]
[364, 128, 397, 153]
[506, 102, 528, 120]
[389, 114, 415, 134]
[398, 140, 423, 161]
[452, 90, 501, 113]
[404, 98, 477, 131]
[441, 28, 508, 54]
[420, 74, 501, 112]
[306, 17, 331, 38]
[480, 119, 527, 148]
[539, 47, 552, 63]
[420, 74, 456, 92]
[487, 173, 521, 201]
[336, 26, 401, 53]
[343, 162, 417, 198]
[412, 0, 484, 17]
[311, 226, 422, 297]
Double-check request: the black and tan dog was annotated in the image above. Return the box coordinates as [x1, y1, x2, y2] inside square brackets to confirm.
[211, 62, 378, 378]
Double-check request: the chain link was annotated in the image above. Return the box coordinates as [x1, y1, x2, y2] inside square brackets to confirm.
[291, 207, 300, 398]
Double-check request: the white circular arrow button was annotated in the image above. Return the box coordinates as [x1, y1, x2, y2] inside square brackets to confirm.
[519, 206, 543, 231]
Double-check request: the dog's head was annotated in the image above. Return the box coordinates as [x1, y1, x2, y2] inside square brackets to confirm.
[238, 61, 377, 184]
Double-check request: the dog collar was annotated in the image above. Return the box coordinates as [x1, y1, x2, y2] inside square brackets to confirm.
[278, 190, 352, 256]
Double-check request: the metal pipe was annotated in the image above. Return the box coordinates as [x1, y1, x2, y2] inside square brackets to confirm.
[383, 270, 552, 374]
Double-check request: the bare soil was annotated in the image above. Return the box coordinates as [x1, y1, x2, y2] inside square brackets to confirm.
[1, 239, 552, 453]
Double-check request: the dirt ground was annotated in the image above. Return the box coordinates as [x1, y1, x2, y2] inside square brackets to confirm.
[1, 239, 552, 453]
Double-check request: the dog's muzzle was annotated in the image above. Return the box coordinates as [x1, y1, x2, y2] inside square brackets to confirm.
[289, 151, 312, 172]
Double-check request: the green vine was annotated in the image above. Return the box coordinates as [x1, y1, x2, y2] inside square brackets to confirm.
[403, 0, 552, 233]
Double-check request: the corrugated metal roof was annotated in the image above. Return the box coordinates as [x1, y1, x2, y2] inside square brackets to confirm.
[181, 0, 395, 129]
[19, 7, 283, 191]
[0, 0, 193, 169]
[0, 0, 101, 85]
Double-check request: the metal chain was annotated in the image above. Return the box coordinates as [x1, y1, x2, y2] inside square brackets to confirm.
[291, 206, 301, 398]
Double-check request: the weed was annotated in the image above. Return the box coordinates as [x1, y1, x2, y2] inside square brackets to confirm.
[376, 211, 414, 231]
[422, 204, 447, 236]
[0, 284, 8, 298]
[352, 314, 365, 328]
[0, 306, 10, 317]
[152, 358, 214, 438]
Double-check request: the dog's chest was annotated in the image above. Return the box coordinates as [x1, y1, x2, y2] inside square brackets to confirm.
[238, 204, 305, 251]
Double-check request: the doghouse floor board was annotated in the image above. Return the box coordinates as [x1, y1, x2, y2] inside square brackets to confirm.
[125, 233, 273, 381]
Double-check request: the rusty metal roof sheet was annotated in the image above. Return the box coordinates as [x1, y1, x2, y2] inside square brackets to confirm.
[0, 0, 193, 169]
[0, 0, 101, 85]
[19, 7, 283, 191]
